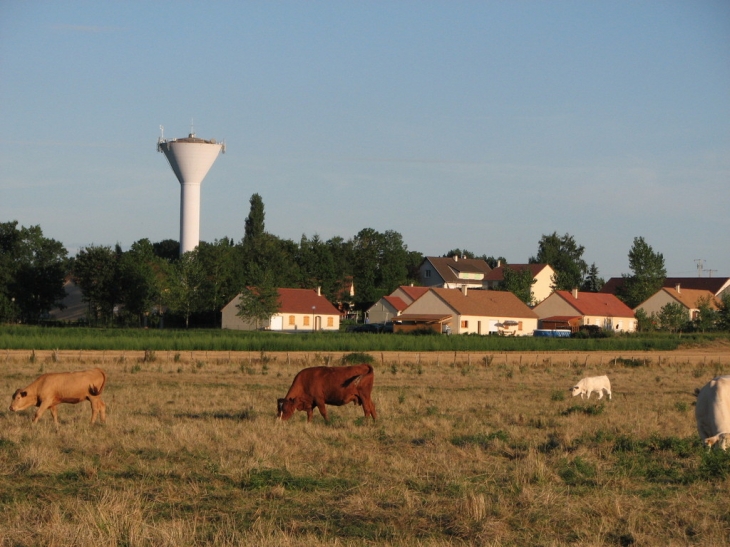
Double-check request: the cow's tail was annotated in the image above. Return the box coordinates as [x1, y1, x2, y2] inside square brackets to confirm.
[88, 368, 107, 397]
[343, 364, 374, 387]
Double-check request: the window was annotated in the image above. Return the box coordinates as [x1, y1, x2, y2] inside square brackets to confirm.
[518, 321, 523, 331]
[425, 269, 431, 278]
[303, 316, 310, 326]
[288, 315, 295, 325]
[692, 310, 699, 320]
[461, 320, 468, 328]
[327, 317, 334, 327]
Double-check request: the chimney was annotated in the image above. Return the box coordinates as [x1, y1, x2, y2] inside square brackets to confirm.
[675, 284, 681, 294]
[497, 259, 501, 268]
[572, 288, 578, 299]
[462, 286, 468, 296]
[317, 286, 321, 296]
[453, 255, 459, 262]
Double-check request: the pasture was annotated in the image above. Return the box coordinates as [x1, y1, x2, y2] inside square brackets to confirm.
[1, 350, 729, 546]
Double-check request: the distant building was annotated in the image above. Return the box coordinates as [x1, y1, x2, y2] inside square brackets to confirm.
[601, 277, 730, 299]
[635, 285, 720, 322]
[400, 286, 538, 336]
[418, 256, 492, 290]
[221, 288, 340, 331]
[533, 289, 636, 333]
[484, 262, 555, 304]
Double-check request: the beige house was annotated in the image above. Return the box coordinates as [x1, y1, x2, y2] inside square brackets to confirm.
[366, 295, 409, 324]
[389, 285, 429, 306]
[601, 276, 730, 299]
[367, 285, 430, 323]
[401, 287, 538, 336]
[222, 288, 340, 331]
[484, 262, 555, 304]
[635, 285, 719, 322]
[418, 256, 492, 290]
[533, 289, 636, 332]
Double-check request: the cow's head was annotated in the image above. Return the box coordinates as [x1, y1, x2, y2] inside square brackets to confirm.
[9, 389, 30, 412]
[277, 398, 296, 421]
[569, 385, 582, 397]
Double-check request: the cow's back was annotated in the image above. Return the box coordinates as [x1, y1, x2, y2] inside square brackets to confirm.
[696, 375, 730, 440]
[36, 368, 106, 397]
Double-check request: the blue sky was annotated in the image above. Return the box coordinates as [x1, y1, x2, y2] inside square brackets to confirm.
[1, 1, 728, 279]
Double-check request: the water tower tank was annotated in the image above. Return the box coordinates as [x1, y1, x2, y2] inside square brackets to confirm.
[158, 131, 225, 255]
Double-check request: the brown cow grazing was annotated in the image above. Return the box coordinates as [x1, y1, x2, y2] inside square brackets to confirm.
[9, 368, 107, 424]
[277, 364, 376, 423]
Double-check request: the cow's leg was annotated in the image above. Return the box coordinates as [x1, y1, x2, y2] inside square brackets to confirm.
[49, 406, 59, 425]
[316, 401, 328, 422]
[364, 398, 377, 420]
[606, 388, 612, 400]
[89, 398, 99, 424]
[99, 398, 107, 423]
[33, 400, 52, 423]
[596, 390, 603, 400]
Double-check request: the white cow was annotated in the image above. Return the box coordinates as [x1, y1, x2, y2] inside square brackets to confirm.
[570, 375, 611, 400]
[695, 375, 730, 450]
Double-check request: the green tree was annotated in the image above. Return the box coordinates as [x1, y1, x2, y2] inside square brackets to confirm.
[694, 296, 718, 333]
[118, 239, 164, 327]
[152, 239, 180, 262]
[658, 302, 687, 334]
[496, 266, 536, 305]
[165, 250, 205, 328]
[530, 232, 587, 291]
[718, 293, 730, 331]
[617, 237, 666, 309]
[581, 263, 605, 292]
[243, 193, 265, 246]
[197, 238, 239, 326]
[236, 278, 280, 330]
[634, 308, 657, 332]
[73, 244, 121, 326]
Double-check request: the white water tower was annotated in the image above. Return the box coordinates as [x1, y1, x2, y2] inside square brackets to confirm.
[157, 126, 225, 255]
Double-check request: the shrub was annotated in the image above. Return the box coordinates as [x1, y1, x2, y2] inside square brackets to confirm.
[341, 352, 374, 365]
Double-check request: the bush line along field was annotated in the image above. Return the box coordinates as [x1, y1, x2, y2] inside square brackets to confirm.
[2, 326, 730, 352]
[1, 350, 729, 546]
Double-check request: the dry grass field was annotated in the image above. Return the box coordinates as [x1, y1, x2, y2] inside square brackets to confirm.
[1, 348, 729, 546]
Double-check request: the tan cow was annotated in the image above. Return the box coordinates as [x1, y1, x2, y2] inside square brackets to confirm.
[9, 368, 107, 424]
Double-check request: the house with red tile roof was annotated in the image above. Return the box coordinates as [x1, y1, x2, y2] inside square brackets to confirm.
[484, 262, 555, 304]
[366, 295, 409, 324]
[390, 285, 429, 305]
[418, 256, 492, 290]
[221, 288, 341, 331]
[366, 285, 429, 323]
[635, 286, 720, 322]
[533, 289, 636, 332]
[401, 287, 538, 336]
[600, 277, 730, 299]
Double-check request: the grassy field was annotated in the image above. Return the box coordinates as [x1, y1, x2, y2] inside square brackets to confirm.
[1, 350, 729, 546]
[5, 326, 730, 353]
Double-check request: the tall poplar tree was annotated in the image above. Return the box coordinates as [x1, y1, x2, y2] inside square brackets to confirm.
[617, 237, 666, 309]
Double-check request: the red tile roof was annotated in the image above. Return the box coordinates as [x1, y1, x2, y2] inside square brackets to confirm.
[659, 288, 720, 310]
[397, 285, 430, 302]
[383, 295, 409, 312]
[554, 291, 634, 317]
[277, 288, 340, 315]
[430, 288, 538, 318]
[601, 277, 730, 296]
[485, 264, 549, 282]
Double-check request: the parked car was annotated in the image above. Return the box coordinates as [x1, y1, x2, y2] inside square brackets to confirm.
[348, 322, 393, 333]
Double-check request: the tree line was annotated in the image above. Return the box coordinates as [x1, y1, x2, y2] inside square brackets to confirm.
[2, 195, 729, 331]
